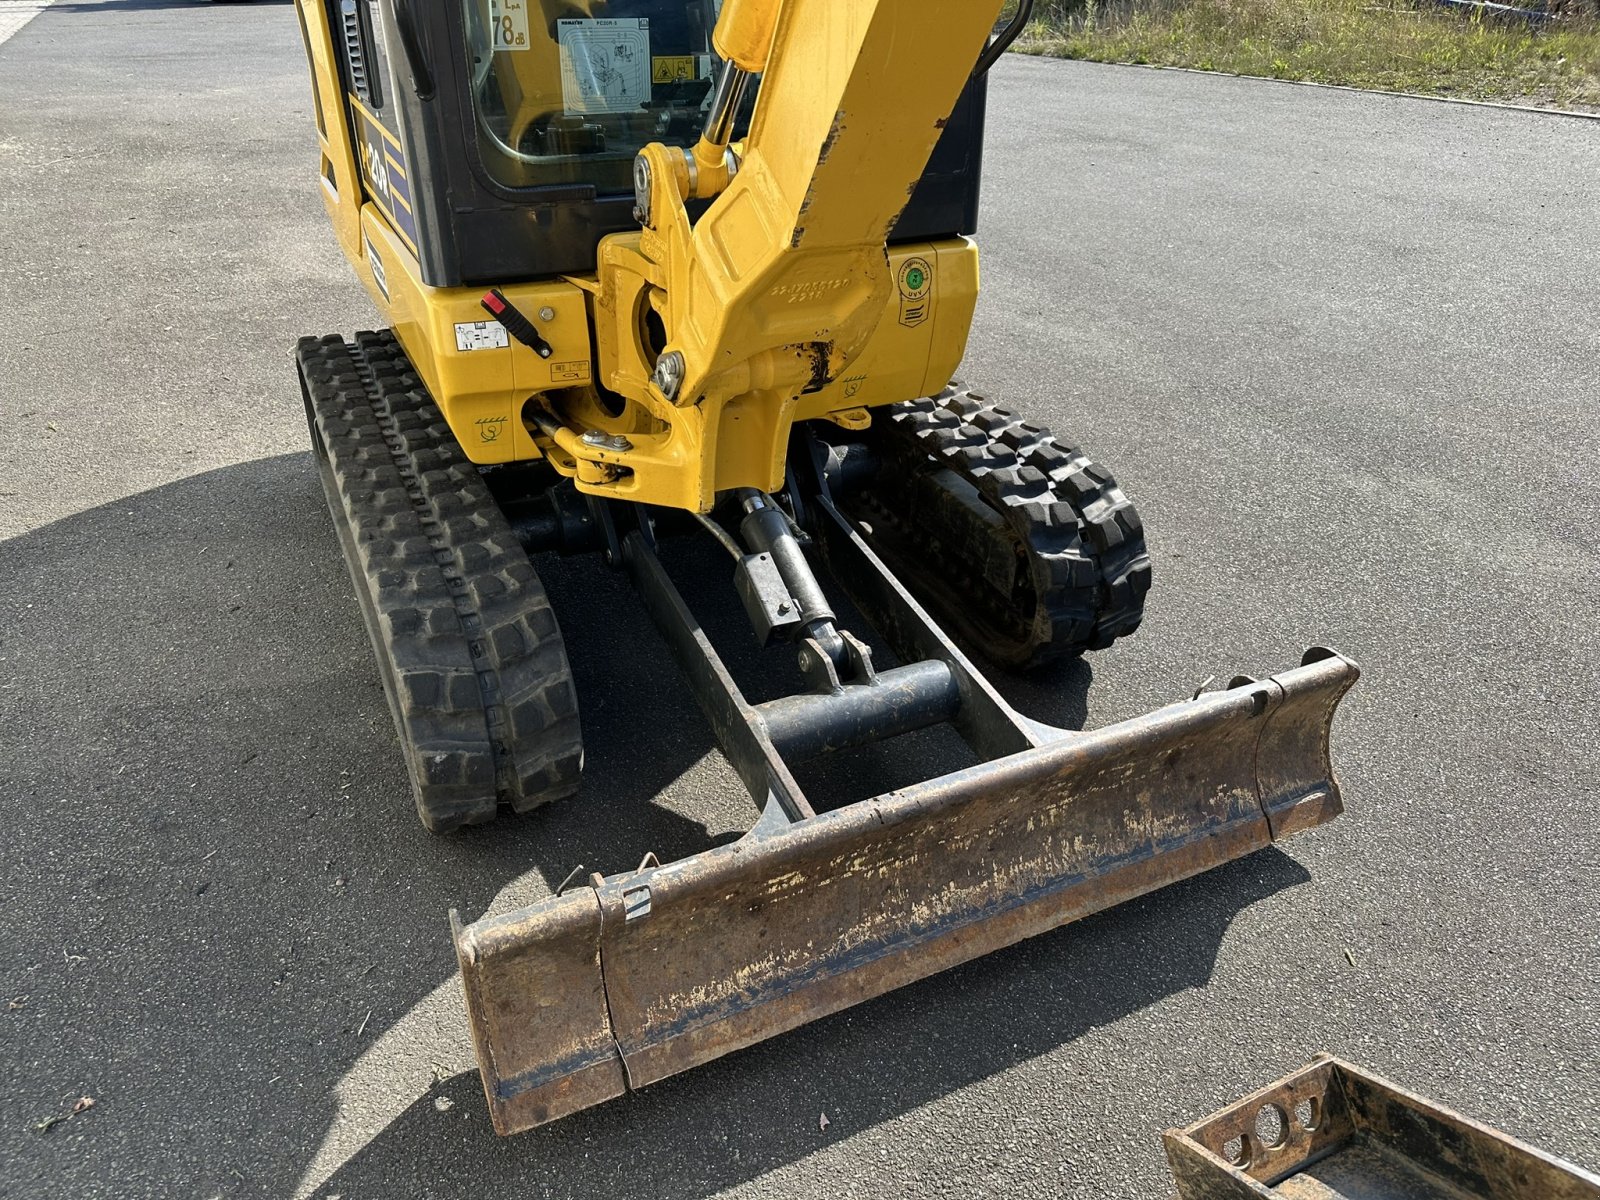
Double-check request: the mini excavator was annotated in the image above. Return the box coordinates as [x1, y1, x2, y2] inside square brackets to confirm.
[292, 0, 1359, 1133]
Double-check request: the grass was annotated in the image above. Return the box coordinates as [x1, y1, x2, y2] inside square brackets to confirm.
[1014, 0, 1600, 110]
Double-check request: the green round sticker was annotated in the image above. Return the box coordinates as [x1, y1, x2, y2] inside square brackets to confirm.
[906, 267, 926, 291]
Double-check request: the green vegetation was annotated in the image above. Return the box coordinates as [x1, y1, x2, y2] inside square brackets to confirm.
[1015, 0, 1600, 110]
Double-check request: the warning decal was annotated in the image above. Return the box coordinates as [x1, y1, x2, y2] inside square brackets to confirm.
[558, 19, 650, 115]
[551, 360, 591, 383]
[476, 416, 509, 443]
[651, 54, 713, 84]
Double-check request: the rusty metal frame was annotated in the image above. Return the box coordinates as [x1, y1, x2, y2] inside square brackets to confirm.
[1166, 1055, 1600, 1198]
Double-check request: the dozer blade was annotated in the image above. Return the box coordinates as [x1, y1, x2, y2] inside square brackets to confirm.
[454, 648, 1357, 1135]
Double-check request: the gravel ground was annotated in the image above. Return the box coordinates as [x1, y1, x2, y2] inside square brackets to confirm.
[1, 3, 1596, 1198]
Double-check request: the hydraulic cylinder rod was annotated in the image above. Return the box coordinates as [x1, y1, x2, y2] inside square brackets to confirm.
[701, 62, 752, 151]
[690, 0, 776, 184]
[736, 489, 847, 669]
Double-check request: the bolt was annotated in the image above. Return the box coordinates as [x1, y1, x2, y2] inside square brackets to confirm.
[652, 351, 686, 401]
[538, 306, 556, 323]
[633, 155, 653, 226]
[581, 429, 632, 454]
[777, 601, 792, 616]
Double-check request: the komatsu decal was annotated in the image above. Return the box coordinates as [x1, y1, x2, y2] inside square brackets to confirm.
[350, 97, 419, 253]
[364, 235, 389, 300]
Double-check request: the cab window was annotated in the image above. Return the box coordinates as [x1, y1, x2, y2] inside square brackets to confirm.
[463, 1, 735, 193]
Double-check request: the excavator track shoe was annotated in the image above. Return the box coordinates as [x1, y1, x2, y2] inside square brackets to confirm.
[851, 385, 1152, 668]
[296, 331, 582, 832]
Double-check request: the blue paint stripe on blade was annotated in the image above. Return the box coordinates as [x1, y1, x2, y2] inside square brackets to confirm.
[494, 1046, 622, 1102]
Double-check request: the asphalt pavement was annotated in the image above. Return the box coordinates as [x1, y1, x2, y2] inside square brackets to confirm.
[1, 2, 1596, 1197]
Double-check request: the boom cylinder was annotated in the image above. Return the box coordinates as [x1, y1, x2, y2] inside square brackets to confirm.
[711, 0, 779, 71]
[701, 62, 753, 150]
[691, 0, 777, 185]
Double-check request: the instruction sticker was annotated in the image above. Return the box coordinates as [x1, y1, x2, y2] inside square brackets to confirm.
[558, 18, 650, 115]
[455, 321, 510, 352]
[489, 0, 530, 51]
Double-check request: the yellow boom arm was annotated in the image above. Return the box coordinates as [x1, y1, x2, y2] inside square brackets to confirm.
[561, 0, 1008, 511]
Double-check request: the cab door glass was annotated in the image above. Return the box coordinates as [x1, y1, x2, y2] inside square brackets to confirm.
[463, 1, 750, 193]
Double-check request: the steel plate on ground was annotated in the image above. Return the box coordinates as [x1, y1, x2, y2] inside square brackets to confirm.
[1166, 1054, 1600, 1198]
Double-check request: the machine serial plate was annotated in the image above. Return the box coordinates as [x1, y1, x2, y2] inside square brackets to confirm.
[455, 321, 511, 352]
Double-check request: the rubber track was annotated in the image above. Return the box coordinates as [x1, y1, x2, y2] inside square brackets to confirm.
[858, 384, 1152, 668]
[297, 331, 582, 832]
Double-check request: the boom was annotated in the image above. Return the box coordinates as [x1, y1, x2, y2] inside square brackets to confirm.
[565, 0, 1009, 510]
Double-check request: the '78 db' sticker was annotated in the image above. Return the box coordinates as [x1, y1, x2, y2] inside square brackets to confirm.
[489, 0, 530, 50]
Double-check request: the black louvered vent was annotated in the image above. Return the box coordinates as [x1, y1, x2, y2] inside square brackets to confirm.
[340, 1, 374, 106]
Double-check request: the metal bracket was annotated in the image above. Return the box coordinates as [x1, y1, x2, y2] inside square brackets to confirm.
[1167, 1055, 1600, 1198]
[733, 552, 803, 647]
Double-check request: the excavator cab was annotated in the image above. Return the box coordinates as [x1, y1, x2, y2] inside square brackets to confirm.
[292, 0, 1360, 1135]
[321, 0, 984, 282]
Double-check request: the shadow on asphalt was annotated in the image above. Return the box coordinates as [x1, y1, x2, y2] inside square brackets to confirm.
[308, 853, 1307, 1199]
[0, 455, 1308, 1197]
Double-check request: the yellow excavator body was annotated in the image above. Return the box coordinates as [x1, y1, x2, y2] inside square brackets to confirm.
[290, 0, 1358, 1134]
